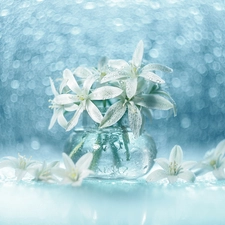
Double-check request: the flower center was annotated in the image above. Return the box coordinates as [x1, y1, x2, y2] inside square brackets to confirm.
[69, 168, 79, 181]
[210, 159, 216, 168]
[169, 161, 182, 175]
[19, 157, 27, 169]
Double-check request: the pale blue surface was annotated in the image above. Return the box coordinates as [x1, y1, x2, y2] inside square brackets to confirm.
[0, 178, 225, 225]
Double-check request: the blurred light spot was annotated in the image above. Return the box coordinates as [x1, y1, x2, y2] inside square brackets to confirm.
[13, 60, 20, 69]
[0, 9, 9, 17]
[84, 2, 95, 9]
[213, 47, 222, 57]
[194, 32, 202, 41]
[11, 80, 20, 89]
[208, 87, 218, 98]
[31, 140, 40, 150]
[204, 54, 213, 63]
[149, 49, 159, 58]
[176, 36, 185, 45]
[181, 117, 191, 129]
[172, 77, 181, 88]
[28, 80, 36, 89]
[10, 94, 18, 103]
[216, 74, 224, 84]
[71, 27, 81, 35]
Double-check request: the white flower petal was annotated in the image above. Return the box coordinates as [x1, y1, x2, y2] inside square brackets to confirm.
[134, 94, 174, 110]
[127, 102, 142, 138]
[57, 108, 68, 128]
[154, 158, 170, 172]
[100, 71, 127, 83]
[146, 169, 167, 182]
[108, 59, 130, 70]
[177, 171, 195, 182]
[100, 101, 126, 128]
[15, 169, 27, 181]
[49, 77, 58, 96]
[52, 167, 66, 178]
[64, 69, 81, 93]
[64, 104, 79, 112]
[66, 103, 85, 131]
[142, 63, 173, 73]
[83, 75, 97, 93]
[139, 71, 165, 84]
[215, 139, 225, 155]
[62, 153, 75, 171]
[132, 40, 144, 68]
[86, 100, 103, 123]
[126, 78, 137, 99]
[167, 175, 178, 183]
[76, 152, 93, 171]
[213, 167, 225, 180]
[182, 161, 197, 170]
[74, 67, 93, 78]
[79, 169, 94, 179]
[89, 86, 123, 100]
[48, 108, 58, 129]
[55, 94, 79, 104]
[169, 145, 183, 165]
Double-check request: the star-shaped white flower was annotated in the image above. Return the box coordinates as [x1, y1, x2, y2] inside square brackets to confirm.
[53, 69, 123, 131]
[32, 161, 60, 182]
[146, 145, 196, 183]
[100, 81, 175, 137]
[0, 154, 36, 181]
[197, 139, 225, 180]
[101, 40, 172, 99]
[48, 76, 78, 129]
[52, 152, 93, 186]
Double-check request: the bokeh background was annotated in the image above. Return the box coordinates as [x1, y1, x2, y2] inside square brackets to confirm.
[1, 0, 225, 159]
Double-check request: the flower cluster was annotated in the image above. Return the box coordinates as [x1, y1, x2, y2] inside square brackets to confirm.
[146, 139, 225, 183]
[49, 40, 176, 137]
[0, 152, 93, 186]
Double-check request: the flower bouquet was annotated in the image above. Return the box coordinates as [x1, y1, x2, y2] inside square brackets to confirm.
[48, 40, 176, 179]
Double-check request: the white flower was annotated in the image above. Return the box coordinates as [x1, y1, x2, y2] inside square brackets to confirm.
[53, 152, 93, 186]
[100, 82, 175, 137]
[197, 139, 225, 180]
[32, 161, 60, 182]
[48, 76, 78, 129]
[0, 154, 36, 181]
[101, 40, 172, 99]
[53, 69, 123, 131]
[146, 145, 196, 183]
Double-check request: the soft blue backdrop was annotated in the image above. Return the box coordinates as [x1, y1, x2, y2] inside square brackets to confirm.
[1, 0, 225, 158]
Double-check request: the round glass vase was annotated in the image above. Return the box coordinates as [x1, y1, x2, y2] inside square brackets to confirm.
[64, 113, 157, 180]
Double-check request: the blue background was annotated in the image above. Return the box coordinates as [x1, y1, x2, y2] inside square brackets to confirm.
[1, 0, 225, 159]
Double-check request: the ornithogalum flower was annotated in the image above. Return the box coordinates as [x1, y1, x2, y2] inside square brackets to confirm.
[48, 76, 78, 129]
[53, 69, 123, 131]
[197, 139, 225, 180]
[52, 152, 93, 186]
[146, 145, 196, 183]
[32, 161, 60, 182]
[100, 82, 175, 137]
[101, 40, 172, 99]
[0, 154, 36, 181]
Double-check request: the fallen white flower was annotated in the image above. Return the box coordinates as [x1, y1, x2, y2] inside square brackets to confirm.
[146, 145, 196, 183]
[53, 152, 93, 186]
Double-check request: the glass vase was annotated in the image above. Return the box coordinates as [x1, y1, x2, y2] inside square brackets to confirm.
[64, 113, 157, 180]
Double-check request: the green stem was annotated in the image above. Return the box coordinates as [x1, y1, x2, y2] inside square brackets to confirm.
[69, 135, 86, 159]
[89, 132, 104, 171]
[109, 135, 122, 168]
